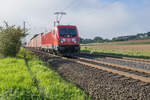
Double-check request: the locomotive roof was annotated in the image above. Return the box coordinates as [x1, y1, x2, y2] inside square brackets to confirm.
[31, 34, 38, 40]
[30, 33, 43, 40]
[56, 25, 76, 28]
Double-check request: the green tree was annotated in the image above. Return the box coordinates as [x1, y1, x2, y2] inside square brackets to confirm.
[0, 22, 27, 57]
[93, 36, 104, 43]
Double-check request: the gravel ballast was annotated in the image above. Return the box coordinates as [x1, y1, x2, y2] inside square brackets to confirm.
[35, 52, 150, 100]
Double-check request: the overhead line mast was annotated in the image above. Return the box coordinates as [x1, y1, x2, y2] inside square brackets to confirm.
[54, 12, 66, 26]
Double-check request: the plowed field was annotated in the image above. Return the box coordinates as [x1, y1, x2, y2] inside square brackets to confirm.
[82, 44, 150, 51]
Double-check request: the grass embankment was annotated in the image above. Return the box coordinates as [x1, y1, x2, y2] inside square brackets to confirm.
[0, 49, 90, 100]
[81, 48, 150, 59]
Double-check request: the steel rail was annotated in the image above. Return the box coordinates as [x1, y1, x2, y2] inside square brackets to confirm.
[74, 60, 150, 83]
[106, 57, 150, 64]
[61, 56, 150, 83]
[69, 58, 150, 83]
[32, 50, 150, 83]
[80, 52, 150, 64]
[78, 57, 150, 74]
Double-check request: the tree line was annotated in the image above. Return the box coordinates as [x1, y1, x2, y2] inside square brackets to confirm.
[79, 32, 150, 44]
[112, 32, 150, 41]
[79, 36, 109, 44]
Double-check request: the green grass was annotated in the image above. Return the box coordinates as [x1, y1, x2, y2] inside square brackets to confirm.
[81, 48, 150, 59]
[0, 48, 90, 100]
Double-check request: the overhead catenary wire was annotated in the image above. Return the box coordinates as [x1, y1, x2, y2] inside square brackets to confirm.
[54, 12, 66, 26]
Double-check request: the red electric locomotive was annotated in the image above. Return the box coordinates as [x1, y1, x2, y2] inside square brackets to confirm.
[41, 25, 80, 56]
[25, 12, 80, 56]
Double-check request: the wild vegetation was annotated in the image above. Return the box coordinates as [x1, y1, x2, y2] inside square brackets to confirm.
[0, 22, 26, 57]
[0, 49, 90, 100]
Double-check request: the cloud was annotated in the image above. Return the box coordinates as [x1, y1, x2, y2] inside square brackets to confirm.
[64, 1, 133, 39]
[0, 0, 150, 39]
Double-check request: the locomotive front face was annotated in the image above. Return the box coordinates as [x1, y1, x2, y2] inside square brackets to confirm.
[58, 27, 78, 45]
[57, 26, 80, 54]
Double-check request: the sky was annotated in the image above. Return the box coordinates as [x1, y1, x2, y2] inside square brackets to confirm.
[0, 0, 150, 40]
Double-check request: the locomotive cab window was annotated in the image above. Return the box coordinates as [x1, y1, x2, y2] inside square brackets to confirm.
[59, 28, 77, 37]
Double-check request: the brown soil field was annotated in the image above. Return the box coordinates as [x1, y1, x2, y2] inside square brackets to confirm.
[111, 39, 150, 44]
[82, 44, 150, 51]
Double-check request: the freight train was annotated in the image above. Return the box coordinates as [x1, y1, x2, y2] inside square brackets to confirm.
[26, 25, 80, 56]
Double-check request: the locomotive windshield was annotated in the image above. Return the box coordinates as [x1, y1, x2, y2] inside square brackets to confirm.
[59, 28, 77, 37]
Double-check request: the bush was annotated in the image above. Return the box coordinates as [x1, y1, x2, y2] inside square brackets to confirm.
[0, 22, 26, 57]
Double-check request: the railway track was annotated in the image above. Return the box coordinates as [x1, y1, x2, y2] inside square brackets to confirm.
[31, 49, 150, 99]
[32, 50, 150, 84]
[80, 52, 150, 64]
[72, 57, 150, 83]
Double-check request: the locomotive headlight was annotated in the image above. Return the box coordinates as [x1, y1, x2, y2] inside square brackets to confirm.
[72, 38, 77, 43]
[60, 38, 66, 43]
[62, 38, 66, 42]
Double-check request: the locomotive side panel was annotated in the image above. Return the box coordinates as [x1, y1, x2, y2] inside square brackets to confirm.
[42, 33, 51, 48]
[41, 29, 59, 52]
